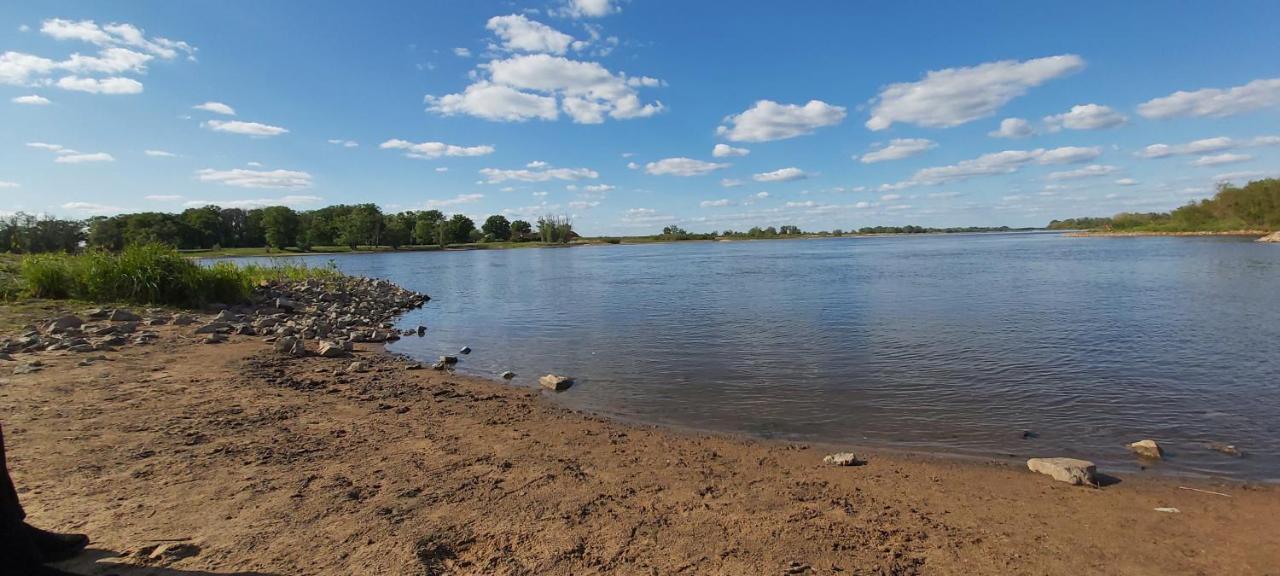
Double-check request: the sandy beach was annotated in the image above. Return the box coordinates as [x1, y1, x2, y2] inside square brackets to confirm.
[1, 302, 1278, 576]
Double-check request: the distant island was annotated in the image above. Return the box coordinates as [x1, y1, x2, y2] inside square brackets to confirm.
[1049, 178, 1278, 236]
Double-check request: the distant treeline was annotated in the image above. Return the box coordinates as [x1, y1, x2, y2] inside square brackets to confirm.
[651, 224, 1026, 241]
[0, 204, 576, 254]
[1049, 178, 1280, 232]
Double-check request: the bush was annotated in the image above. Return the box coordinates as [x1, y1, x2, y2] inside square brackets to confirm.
[17, 244, 340, 307]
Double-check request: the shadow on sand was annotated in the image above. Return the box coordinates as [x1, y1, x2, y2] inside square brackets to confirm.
[51, 548, 282, 576]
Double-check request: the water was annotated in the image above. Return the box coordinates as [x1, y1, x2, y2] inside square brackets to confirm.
[231, 233, 1280, 481]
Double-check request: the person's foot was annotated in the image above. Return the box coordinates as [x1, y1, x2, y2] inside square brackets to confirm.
[24, 523, 89, 563]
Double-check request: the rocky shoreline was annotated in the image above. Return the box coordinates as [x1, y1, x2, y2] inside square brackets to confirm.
[1064, 229, 1275, 239]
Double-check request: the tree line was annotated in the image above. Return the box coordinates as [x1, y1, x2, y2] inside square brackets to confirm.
[0, 203, 576, 254]
[1049, 178, 1280, 232]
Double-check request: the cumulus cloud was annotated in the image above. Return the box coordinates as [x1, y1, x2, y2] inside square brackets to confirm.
[1136, 135, 1278, 158]
[423, 193, 484, 209]
[181, 195, 322, 209]
[859, 138, 936, 163]
[486, 14, 575, 55]
[568, 200, 600, 209]
[453, 47, 471, 58]
[205, 120, 288, 137]
[61, 201, 121, 214]
[752, 167, 808, 182]
[1046, 164, 1117, 180]
[196, 168, 313, 189]
[720, 178, 744, 188]
[1192, 153, 1251, 167]
[427, 54, 662, 124]
[700, 199, 734, 208]
[712, 144, 750, 158]
[717, 100, 846, 142]
[55, 75, 142, 94]
[26, 142, 115, 164]
[1115, 178, 1139, 186]
[144, 149, 177, 157]
[644, 157, 730, 177]
[879, 146, 1105, 190]
[1, 20, 194, 95]
[380, 138, 494, 159]
[11, 94, 50, 105]
[40, 18, 195, 60]
[1043, 103, 1127, 131]
[866, 54, 1084, 130]
[0, 181, 20, 188]
[193, 101, 235, 115]
[327, 139, 358, 148]
[562, 0, 617, 18]
[989, 117, 1034, 139]
[1137, 78, 1280, 119]
[480, 164, 598, 183]
[1038, 146, 1101, 164]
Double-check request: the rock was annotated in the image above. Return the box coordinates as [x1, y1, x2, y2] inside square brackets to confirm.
[85, 308, 110, 319]
[539, 374, 573, 391]
[1128, 439, 1163, 460]
[459, 346, 471, 355]
[1027, 457, 1097, 486]
[823, 452, 860, 466]
[107, 309, 141, 322]
[148, 542, 201, 561]
[194, 322, 230, 335]
[203, 333, 227, 344]
[439, 355, 459, 365]
[275, 297, 298, 311]
[13, 363, 43, 375]
[316, 341, 349, 358]
[1154, 507, 1181, 513]
[46, 315, 83, 333]
[416, 325, 427, 336]
[172, 314, 197, 326]
[0, 353, 12, 361]
[431, 361, 447, 371]
[347, 361, 367, 373]
[1021, 430, 1038, 439]
[214, 310, 237, 322]
[501, 371, 515, 380]
[1256, 231, 1280, 243]
[1209, 442, 1243, 457]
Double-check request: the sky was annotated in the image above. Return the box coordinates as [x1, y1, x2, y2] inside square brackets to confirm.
[2, 0, 1280, 235]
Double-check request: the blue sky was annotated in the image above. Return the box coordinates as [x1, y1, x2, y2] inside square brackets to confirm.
[2, 0, 1279, 234]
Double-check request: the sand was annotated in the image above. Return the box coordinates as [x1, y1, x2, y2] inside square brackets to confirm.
[2, 309, 1278, 575]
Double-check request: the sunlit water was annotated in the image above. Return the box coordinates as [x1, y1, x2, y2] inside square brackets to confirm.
[225, 233, 1280, 480]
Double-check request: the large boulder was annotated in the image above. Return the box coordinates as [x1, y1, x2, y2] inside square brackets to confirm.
[316, 341, 349, 358]
[1257, 231, 1280, 243]
[1128, 439, 1163, 459]
[46, 315, 83, 333]
[107, 309, 141, 322]
[1027, 457, 1097, 486]
[539, 374, 574, 391]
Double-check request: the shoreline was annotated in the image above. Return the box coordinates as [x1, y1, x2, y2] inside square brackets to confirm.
[1064, 229, 1272, 238]
[3, 297, 1278, 574]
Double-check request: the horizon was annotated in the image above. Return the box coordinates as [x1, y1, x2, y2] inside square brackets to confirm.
[2, 1, 1279, 235]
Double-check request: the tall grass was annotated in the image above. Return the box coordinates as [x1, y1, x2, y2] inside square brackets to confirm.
[19, 244, 342, 307]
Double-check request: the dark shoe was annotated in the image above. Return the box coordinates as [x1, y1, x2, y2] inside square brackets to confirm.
[24, 523, 89, 562]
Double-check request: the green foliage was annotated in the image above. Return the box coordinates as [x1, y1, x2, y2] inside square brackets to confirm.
[1050, 179, 1280, 232]
[444, 214, 476, 244]
[260, 206, 300, 249]
[536, 215, 574, 244]
[0, 213, 84, 253]
[510, 219, 533, 241]
[16, 244, 340, 307]
[483, 215, 512, 241]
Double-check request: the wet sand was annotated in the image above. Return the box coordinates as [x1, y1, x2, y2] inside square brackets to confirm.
[2, 307, 1278, 575]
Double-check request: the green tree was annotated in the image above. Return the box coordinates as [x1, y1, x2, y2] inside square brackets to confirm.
[510, 219, 532, 240]
[182, 205, 226, 248]
[337, 204, 383, 249]
[260, 206, 299, 249]
[413, 210, 446, 246]
[444, 214, 475, 244]
[537, 214, 573, 244]
[482, 215, 512, 241]
[383, 213, 411, 249]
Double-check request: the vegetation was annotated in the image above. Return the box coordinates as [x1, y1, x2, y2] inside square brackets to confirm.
[15, 244, 341, 307]
[1049, 178, 1280, 232]
[536, 215, 576, 244]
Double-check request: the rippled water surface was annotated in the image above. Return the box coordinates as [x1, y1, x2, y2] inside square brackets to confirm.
[241, 233, 1280, 480]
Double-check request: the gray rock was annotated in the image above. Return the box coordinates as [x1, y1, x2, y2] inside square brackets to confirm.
[1027, 457, 1097, 486]
[316, 341, 349, 358]
[1128, 439, 1163, 460]
[172, 314, 197, 326]
[46, 315, 83, 333]
[0, 353, 12, 361]
[823, 452, 860, 466]
[108, 309, 141, 322]
[459, 346, 471, 355]
[203, 333, 228, 344]
[416, 325, 427, 336]
[194, 322, 230, 334]
[275, 297, 298, 311]
[1209, 442, 1243, 457]
[439, 355, 458, 365]
[539, 374, 573, 391]
[85, 308, 110, 319]
[347, 361, 368, 373]
[13, 362, 44, 375]
[500, 371, 515, 380]
[431, 361, 448, 370]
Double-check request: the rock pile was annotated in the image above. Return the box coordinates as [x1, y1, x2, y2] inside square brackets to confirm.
[1257, 231, 1280, 243]
[2, 309, 168, 372]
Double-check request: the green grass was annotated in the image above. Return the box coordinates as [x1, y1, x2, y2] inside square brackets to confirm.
[17, 244, 343, 308]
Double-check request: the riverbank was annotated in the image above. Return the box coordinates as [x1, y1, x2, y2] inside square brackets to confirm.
[1064, 229, 1272, 238]
[2, 295, 1278, 575]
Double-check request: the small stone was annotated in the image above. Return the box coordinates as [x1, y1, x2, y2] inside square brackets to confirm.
[823, 452, 860, 466]
[459, 346, 471, 355]
[347, 361, 367, 373]
[1154, 507, 1180, 513]
[275, 297, 298, 311]
[172, 314, 197, 326]
[149, 542, 201, 561]
[431, 361, 447, 371]
[194, 322, 230, 334]
[1209, 442, 1243, 457]
[107, 309, 141, 322]
[45, 315, 83, 333]
[500, 371, 515, 380]
[439, 355, 458, 365]
[416, 325, 427, 336]
[1027, 457, 1097, 486]
[13, 363, 43, 375]
[1128, 439, 1163, 460]
[85, 308, 110, 319]
[203, 333, 227, 344]
[316, 341, 349, 358]
[539, 374, 573, 391]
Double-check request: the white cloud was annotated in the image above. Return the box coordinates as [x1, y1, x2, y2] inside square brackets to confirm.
[59, 47, 152, 75]
[712, 143, 750, 158]
[196, 168, 313, 189]
[527, 160, 549, 168]
[423, 193, 484, 209]
[0, 52, 58, 85]
[327, 139, 358, 148]
[755, 191, 769, 198]
[859, 138, 936, 163]
[453, 47, 472, 58]
[480, 164, 598, 183]
[61, 201, 121, 214]
[1038, 146, 1101, 164]
[380, 138, 494, 159]
[626, 161, 640, 170]
[144, 149, 177, 157]
[1046, 164, 1118, 180]
[717, 99, 846, 142]
[1137, 78, 1280, 119]
[435, 167, 449, 173]
[144, 194, 182, 201]
[182, 195, 322, 209]
[11, 94, 50, 105]
[0, 181, 19, 188]
[644, 157, 729, 177]
[1043, 103, 1127, 131]
[1136, 135, 1278, 158]
[989, 117, 1034, 139]
[25, 142, 69, 152]
[1192, 153, 1251, 167]
[581, 184, 614, 193]
[785, 200, 816, 208]
[568, 200, 600, 209]
[205, 120, 288, 137]
[55, 75, 143, 94]
[866, 54, 1084, 130]
[720, 178, 744, 188]
[486, 14, 574, 55]
[563, 0, 617, 18]
[40, 19, 195, 60]
[193, 101, 235, 115]
[1114, 178, 1139, 186]
[54, 152, 114, 164]
[752, 167, 808, 182]
[700, 199, 734, 208]
[880, 194, 901, 201]
[427, 81, 559, 121]
[1213, 170, 1275, 183]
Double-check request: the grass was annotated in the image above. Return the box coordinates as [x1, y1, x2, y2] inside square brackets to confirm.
[16, 244, 343, 308]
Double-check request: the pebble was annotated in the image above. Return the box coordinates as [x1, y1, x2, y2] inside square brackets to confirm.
[822, 453, 859, 466]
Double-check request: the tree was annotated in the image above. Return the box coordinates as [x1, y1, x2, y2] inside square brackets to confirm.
[482, 215, 512, 241]
[182, 205, 226, 248]
[537, 214, 573, 244]
[413, 210, 446, 246]
[510, 219, 532, 240]
[383, 213, 411, 249]
[337, 204, 383, 249]
[662, 225, 688, 237]
[444, 214, 475, 244]
[260, 206, 299, 249]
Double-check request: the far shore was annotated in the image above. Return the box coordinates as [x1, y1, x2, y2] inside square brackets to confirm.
[1064, 229, 1273, 238]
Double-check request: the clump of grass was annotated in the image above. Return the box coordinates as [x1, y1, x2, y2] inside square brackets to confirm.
[18, 244, 342, 308]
